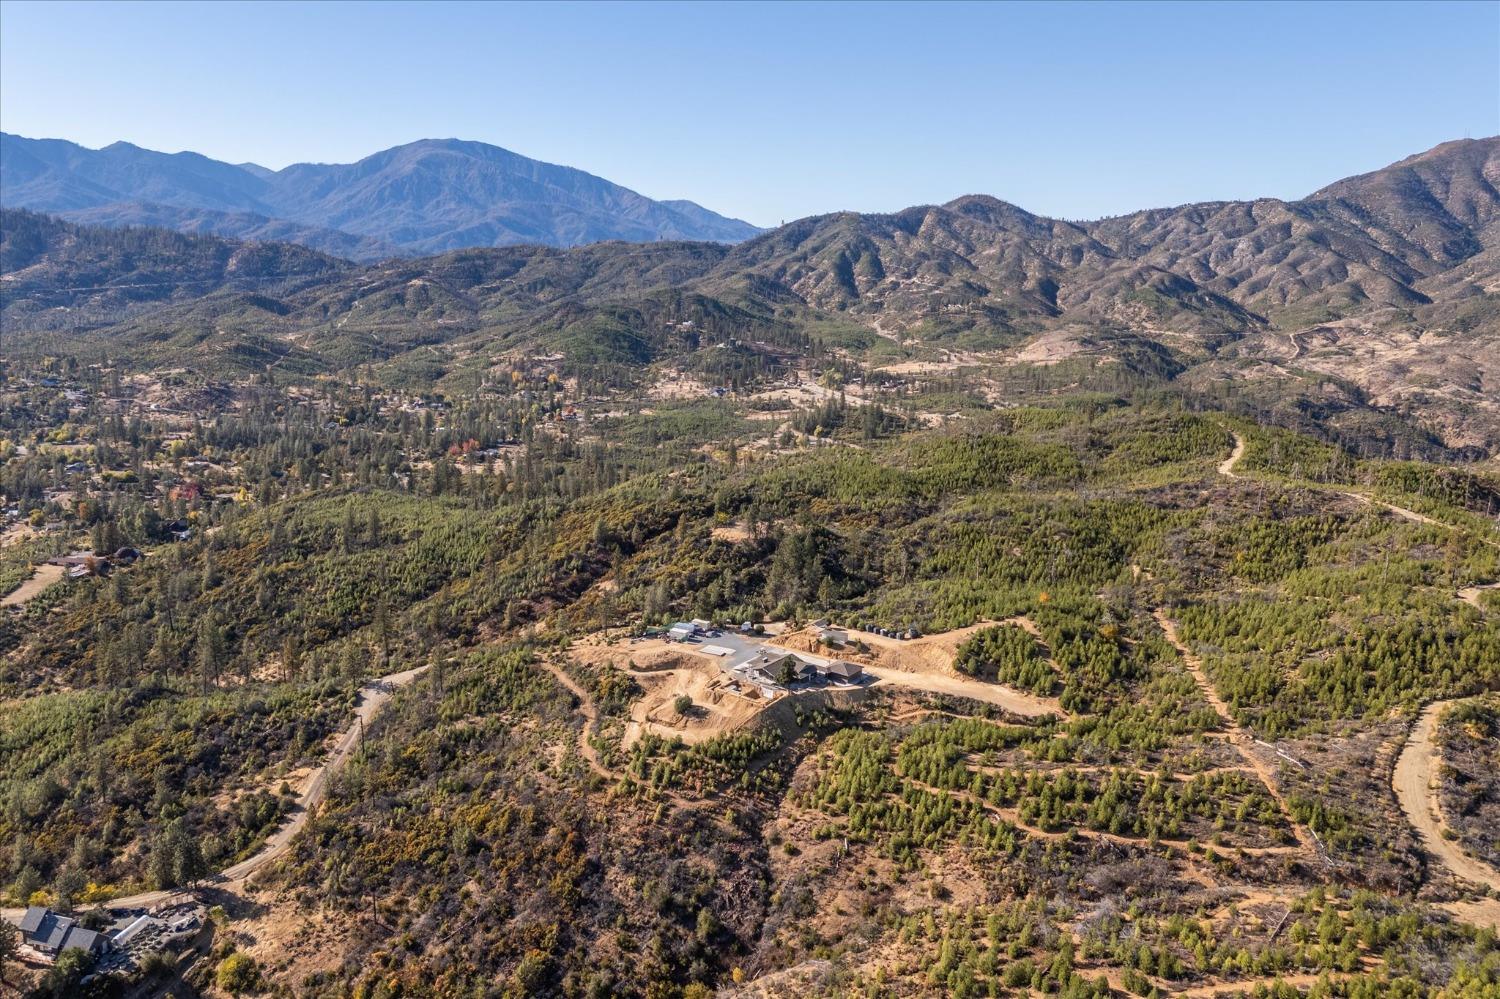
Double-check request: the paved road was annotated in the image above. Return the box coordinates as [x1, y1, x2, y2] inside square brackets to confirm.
[2, 663, 429, 922]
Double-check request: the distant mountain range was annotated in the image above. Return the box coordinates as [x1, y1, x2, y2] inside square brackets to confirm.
[3, 137, 1496, 453]
[0, 134, 764, 258]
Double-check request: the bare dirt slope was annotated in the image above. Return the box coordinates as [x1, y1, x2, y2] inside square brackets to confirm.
[779, 622, 1066, 718]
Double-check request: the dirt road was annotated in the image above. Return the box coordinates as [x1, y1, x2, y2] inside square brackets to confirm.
[2, 663, 430, 920]
[1215, 435, 1499, 914]
[1392, 699, 1500, 896]
[1214, 431, 1453, 531]
[1172, 973, 1353, 997]
[540, 658, 618, 779]
[1217, 432, 1246, 478]
[1457, 582, 1500, 611]
[1153, 609, 1317, 856]
[1341, 491, 1441, 527]
[0, 562, 64, 607]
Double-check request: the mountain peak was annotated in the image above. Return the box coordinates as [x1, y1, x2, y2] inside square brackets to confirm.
[0, 133, 764, 257]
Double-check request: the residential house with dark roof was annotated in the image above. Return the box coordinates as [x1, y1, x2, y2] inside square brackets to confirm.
[17, 906, 111, 960]
[817, 659, 864, 681]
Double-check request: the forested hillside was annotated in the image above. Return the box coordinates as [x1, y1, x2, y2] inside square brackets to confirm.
[0, 134, 1498, 999]
[1, 338, 1498, 995]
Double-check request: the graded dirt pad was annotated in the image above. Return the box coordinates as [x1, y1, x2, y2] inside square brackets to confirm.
[622, 662, 768, 749]
[571, 638, 773, 748]
[648, 374, 713, 401]
[710, 521, 754, 543]
[874, 349, 986, 375]
[1008, 326, 1096, 366]
[777, 621, 1066, 718]
[571, 638, 699, 673]
[0, 562, 64, 607]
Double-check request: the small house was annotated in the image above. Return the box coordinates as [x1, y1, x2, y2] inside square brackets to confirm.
[817, 627, 849, 646]
[667, 622, 696, 642]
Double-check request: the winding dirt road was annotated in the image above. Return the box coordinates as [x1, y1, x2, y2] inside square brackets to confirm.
[1216, 431, 1500, 919]
[1218, 429, 1462, 531]
[1153, 609, 1317, 855]
[1392, 700, 1500, 896]
[1216, 432, 1246, 479]
[540, 658, 617, 780]
[2, 663, 430, 921]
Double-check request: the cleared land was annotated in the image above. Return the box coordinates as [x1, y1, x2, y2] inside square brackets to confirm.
[0, 562, 64, 607]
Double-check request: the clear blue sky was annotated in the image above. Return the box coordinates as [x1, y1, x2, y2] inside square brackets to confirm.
[2, 0, 1496, 226]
